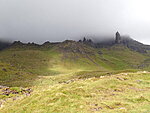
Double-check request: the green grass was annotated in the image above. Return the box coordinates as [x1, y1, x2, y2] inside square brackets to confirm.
[0, 42, 150, 112]
[0, 71, 150, 113]
[0, 61, 38, 87]
[100, 45, 147, 70]
[72, 69, 138, 79]
[0, 43, 148, 76]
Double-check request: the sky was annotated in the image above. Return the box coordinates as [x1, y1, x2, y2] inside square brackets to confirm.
[0, 0, 150, 44]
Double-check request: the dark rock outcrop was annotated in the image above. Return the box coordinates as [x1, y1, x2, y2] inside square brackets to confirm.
[11, 41, 24, 46]
[115, 31, 121, 44]
[79, 37, 95, 47]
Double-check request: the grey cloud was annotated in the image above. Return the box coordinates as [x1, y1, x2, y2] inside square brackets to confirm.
[0, 0, 150, 44]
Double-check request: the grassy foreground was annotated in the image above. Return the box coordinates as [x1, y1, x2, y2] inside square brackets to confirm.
[0, 71, 150, 113]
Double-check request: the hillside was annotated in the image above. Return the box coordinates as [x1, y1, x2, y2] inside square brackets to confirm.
[0, 40, 148, 74]
[0, 38, 150, 112]
[0, 39, 149, 87]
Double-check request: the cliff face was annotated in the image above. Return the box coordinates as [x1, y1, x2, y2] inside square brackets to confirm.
[121, 37, 148, 53]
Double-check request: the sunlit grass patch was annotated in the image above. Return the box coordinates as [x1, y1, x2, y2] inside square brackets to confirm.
[0, 71, 150, 113]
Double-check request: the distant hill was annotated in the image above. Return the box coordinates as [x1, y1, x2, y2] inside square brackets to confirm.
[0, 38, 149, 73]
[0, 40, 11, 50]
[1, 32, 150, 77]
[1, 32, 150, 54]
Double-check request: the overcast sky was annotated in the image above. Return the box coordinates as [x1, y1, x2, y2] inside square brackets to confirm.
[0, 0, 150, 44]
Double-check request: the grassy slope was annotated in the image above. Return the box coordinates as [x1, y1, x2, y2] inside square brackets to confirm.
[0, 61, 37, 87]
[0, 43, 148, 87]
[0, 42, 147, 72]
[0, 42, 150, 112]
[100, 45, 147, 70]
[1, 71, 150, 113]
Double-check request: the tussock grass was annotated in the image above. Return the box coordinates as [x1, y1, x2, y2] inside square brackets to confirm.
[73, 69, 138, 79]
[1, 71, 150, 113]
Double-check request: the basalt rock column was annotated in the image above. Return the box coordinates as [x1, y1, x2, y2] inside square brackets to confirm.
[115, 31, 121, 44]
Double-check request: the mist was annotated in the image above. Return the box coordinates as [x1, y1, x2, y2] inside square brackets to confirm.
[0, 0, 150, 44]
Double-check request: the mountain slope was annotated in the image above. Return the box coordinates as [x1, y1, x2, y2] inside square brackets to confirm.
[0, 40, 148, 77]
[0, 39, 150, 113]
[0, 39, 150, 88]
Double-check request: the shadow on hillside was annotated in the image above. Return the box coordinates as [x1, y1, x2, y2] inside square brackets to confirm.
[0, 70, 38, 88]
[0, 61, 71, 88]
